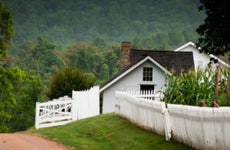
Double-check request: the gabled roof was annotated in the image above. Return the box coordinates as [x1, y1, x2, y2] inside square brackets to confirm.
[100, 56, 172, 92]
[130, 49, 194, 74]
[174, 41, 196, 52]
[100, 49, 194, 92]
[209, 54, 229, 67]
[174, 41, 229, 67]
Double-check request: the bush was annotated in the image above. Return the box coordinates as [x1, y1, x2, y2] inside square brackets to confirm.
[46, 67, 95, 99]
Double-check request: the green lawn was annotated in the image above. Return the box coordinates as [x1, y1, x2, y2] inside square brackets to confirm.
[29, 113, 192, 150]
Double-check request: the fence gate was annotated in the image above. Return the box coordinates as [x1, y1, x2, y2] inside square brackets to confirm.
[35, 86, 100, 129]
[35, 96, 73, 129]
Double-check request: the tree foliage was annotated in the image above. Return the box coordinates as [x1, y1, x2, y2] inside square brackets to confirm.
[0, 67, 25, 132]
[4, 0, 204, 49]
[0, 1, 21, 133]
[196, 0, 230, 56]
[0, 68, 44, 132]
[0, 1, 44, 132]
[17, 36, 63, 82]
[46, 67, 95, 99]
[9, 71, 44, 132]
[61, 42, 120, 84]
[0, 1, 14, 57]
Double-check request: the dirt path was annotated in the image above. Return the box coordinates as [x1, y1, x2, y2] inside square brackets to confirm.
[0, 133, 70, 150]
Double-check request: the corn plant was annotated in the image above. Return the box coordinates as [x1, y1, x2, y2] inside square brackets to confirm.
[163, 67, 229, 106]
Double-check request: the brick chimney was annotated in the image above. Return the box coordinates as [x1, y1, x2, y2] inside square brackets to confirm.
[120, 42, 131, 71]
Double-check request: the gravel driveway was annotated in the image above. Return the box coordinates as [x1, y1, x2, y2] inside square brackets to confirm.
[0, 133, 69, 150]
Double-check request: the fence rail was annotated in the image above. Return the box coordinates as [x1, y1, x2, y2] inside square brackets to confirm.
[168, 104, 230, 150]
[124, 90, 164, 100]
[115, 91, 171, 140]
[115, 91, 230, 150]
[35, 86, 99, 129]
[35, 96, 73, 129]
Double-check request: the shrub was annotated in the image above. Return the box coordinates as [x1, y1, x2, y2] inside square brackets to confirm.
[46, 67, 95, 99]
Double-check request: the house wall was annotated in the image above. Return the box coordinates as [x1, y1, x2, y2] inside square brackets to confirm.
[102, 60, 166, 114]
[179, 45, 211, 71]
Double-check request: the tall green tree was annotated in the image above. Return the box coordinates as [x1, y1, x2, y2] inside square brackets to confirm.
[0, 67, 25, 132]
[63, 42, 108, 83]
[64, 42, 99, 71]
[0, 1, 44, 132]
[33, 37, 61, 77]
[0, 1, 20, 133]
[9, 71, 44, 132]
[196, 0, 230, 56]
[0, 1, 14, 57]
[17, 37, 63, 83]
[104, 48, 119, 78]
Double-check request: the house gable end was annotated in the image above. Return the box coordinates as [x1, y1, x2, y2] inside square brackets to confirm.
[100, 56, 171, 92]
[174, 42, 229, 68]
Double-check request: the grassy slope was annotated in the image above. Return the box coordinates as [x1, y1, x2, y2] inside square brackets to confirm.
[29, 113, 191, 150]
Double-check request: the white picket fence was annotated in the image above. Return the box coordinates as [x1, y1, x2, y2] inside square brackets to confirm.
[115, 91, 171, 140]
[115, 91, 230, 150]
[124, 90, 164, 100]
[72, 86, 100, 120]
[35, 86, 99, 129]
[168, 104, 230, 150]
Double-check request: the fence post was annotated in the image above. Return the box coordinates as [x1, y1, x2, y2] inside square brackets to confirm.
[162, 105, 171, 141]
[35, 102, 40, 129]
[72, 90, 77, 121]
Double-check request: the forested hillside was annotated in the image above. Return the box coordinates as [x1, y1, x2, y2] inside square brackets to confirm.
[1, 0, 206, 132]
[5, 0, 205, 49]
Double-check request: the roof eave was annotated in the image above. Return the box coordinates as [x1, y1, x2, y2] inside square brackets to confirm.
[174, 42, 229, 67]
[174, 41, 195, 52]
[100, 56, 171, 93]
[209, 54, 229, 67]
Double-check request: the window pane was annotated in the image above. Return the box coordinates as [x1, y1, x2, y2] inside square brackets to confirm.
[143, 67, 153, 81]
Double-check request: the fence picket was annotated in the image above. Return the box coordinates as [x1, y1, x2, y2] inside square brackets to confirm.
[35, 86, 99, 129]
[125, 90, 163, 100]
[115, 91, 230, 150]
[115, 91, 167, 136]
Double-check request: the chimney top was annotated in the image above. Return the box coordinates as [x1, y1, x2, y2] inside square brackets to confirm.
[120, 42, 131, 71]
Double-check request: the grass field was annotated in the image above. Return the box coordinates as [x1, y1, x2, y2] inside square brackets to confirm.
[29, 113, 192, 150]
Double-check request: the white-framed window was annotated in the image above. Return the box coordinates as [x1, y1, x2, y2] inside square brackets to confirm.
[143, 67, 153, 81]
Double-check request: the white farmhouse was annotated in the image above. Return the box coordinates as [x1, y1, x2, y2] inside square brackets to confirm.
[100, 42, 194, 114]
[100, 41, 228, 114]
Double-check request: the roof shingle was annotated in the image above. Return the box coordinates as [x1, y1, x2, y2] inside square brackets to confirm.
[130, 49, 194, 74]
[100, 48, 194, 90]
